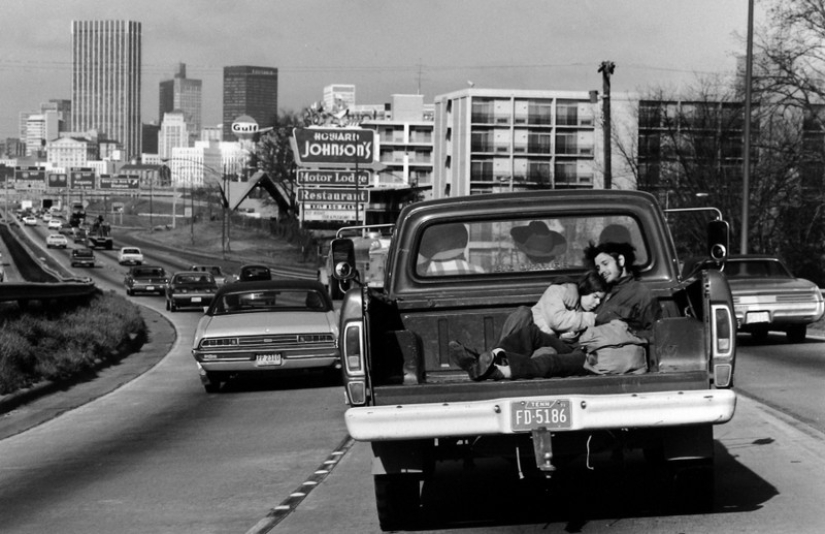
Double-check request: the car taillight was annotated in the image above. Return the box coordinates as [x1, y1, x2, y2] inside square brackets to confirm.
[711, 304, 734, 388]
[343, 322, 364, 375]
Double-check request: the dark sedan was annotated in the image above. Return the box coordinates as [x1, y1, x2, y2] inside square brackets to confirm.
[124, 265, 168, 296]
[237, 263, 272, 282]
[165, 271, 218, 312]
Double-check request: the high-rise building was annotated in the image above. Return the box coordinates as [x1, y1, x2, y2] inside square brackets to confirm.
[159, 63, 202, 145]
[159, 111, 188, 159]
[222, 66, 278, 141]
[71, 20, 142, 159]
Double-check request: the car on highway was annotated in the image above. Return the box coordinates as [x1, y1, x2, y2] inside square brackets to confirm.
[189, 264, 230, 286]
[45, 233, 69, 248]
[70, 248, 96, 268]
[47, 218, 63, 230]
[723, 255, 824, 343]
[124, 265, 168, 296]
[236, 263, 272, 282]
[118, 246, 144, 265]
[22, 215, 37, 226]
[165, 271, 219, 312]
[191, 280, 340, 393]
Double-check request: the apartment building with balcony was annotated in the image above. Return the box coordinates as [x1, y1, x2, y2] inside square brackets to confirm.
[432, 89, 600, 198]
[360, 94, 434, 195]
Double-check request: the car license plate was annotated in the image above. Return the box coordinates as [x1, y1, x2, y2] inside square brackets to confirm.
[511, 399, 571, 431]
[746, 311, 770, 324]
[191, 297, 201, 303]
[255, 353, 283, 367]
[146, 286, 155, 291]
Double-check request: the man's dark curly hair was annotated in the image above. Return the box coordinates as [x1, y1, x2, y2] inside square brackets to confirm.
[583, 240, 639, 275]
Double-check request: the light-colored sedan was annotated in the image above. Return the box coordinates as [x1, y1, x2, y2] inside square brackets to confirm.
[47, 218, 63, 230]
[725, 254, 824, 343]
[46, 233, 69, 248]
[118, 246, 144, 265]
[22, 216, 37, 226]
[191, 280, 340, 393]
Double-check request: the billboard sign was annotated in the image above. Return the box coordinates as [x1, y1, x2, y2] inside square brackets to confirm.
[70, 170, 96, 190]
[13, 167, 46, 190]
[297, 169, 370, 187]
[292, 128, 376, 165]
[47, 173, 69, 189]
[297, 187, 369, 204]
[100, 174, 140, 190]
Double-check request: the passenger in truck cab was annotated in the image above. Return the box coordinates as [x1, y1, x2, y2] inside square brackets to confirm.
[416, 222, 485, 276]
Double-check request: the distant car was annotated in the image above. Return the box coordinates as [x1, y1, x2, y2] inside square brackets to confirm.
[118, 247, 144, 265]
[73, 227, 88, 243]
[165, 271, 219, 312]
[124, 265, 168, 296]
[189, 264, 230, 286]
[45, 233, 69, 248]
[22, 216, 37, 226]
[47, 218, 63, 230]
[70, 248, 96, 268]
[237, 263, 272, 282]
[42, 212, 52, 222]
[723, 255, 824, 343]
[191, 280, 340, 393]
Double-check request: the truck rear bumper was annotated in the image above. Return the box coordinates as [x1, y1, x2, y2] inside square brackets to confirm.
[345, 389, 736, 441]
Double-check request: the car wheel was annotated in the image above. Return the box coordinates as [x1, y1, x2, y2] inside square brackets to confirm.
[170, 302, 177, 312]
[202, 371, 225, 393]
[165, 300, 170, 311]
[787, 324, 807, 343]
[126, 288, 134, 296]
[374, 474, 422, 531]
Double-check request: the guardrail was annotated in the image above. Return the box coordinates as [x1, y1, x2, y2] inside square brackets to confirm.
[0, 218, 97, 303]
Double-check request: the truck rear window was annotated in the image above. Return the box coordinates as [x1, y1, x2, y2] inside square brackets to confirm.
[416, 216, 648, 277]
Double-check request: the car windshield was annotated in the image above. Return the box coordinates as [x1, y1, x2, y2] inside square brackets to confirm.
[724, 260, 792, 279]
[123, 248, 140, 254]
[211, 288, 329, 314]
[415, 215, 648, 278]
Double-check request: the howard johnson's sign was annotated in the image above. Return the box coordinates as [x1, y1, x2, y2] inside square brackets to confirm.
[292, 128, 376, 165]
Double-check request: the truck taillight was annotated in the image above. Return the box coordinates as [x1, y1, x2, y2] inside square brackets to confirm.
[711, 304, 734, 387]
[343, 322, 365, 376]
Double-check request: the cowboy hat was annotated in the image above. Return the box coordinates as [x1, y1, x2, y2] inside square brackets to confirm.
[420, 223, 469, 261]
[510, 221, 566, 262]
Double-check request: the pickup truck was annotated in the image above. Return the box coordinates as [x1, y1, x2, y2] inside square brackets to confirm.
[331, 189, 737, 530]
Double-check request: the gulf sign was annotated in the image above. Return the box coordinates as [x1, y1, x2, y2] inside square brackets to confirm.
[232, 115, 259, 135]
[292, 128, 375, 165]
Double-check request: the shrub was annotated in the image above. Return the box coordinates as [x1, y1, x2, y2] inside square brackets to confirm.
[0, 291, 147, 395]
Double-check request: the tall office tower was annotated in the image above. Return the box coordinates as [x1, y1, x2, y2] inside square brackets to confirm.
[159, 63, 202, 145]
[71, 20, 142, 159]
[222, 66, 278, 141]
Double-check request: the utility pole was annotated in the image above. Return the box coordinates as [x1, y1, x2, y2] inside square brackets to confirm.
[598, 61, 616, 189]
[740, 0, 754, 254]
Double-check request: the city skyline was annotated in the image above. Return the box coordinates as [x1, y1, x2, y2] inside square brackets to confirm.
[0, 0, 763, 140]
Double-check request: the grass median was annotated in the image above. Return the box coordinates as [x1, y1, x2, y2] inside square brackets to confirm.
[0, 290, 147, 396]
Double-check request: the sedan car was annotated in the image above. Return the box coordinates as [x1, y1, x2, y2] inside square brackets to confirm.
[124, 265, 168, 296]
[191, 280, 340, 393]
[189, 264, 230, 286]
[45, 233, 69, 248]
[723, 255, 824, 343]
[165, 271, 219, 312]
[22, 215, 37, 226]
[47, 218, 63, 230]
[118, 246, 144, 265]
[236, 263, 272, 282]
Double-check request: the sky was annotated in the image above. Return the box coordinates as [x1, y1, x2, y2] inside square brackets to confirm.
[0, 0, 765, 140]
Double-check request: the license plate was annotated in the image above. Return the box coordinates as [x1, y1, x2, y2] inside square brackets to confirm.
[191, 297, 201, 303]
[146, 286, 155, 291]
[255, 353, 283, 367]
[746, 311, 770, 324]
[511, 400, 572, 431]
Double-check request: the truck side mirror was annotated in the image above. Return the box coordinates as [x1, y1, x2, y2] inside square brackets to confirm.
[330, 238, 356, 281]
[707, 219, 729, 262]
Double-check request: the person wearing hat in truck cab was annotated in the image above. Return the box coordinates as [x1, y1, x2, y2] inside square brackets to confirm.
[510, 220, 567, 270]
[417, 222, 485, 276]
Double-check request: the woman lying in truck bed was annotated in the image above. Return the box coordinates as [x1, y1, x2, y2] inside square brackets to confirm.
[450, 241, 660, 381]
